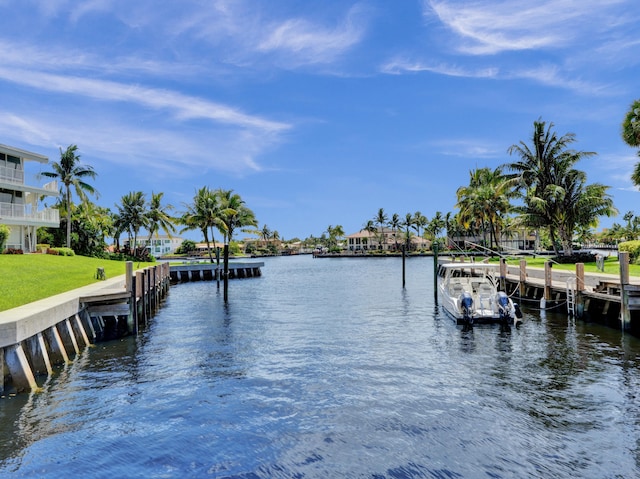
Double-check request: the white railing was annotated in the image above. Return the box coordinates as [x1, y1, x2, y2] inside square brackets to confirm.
[0, 202, 59, 224]
[0, 165, 25, 185]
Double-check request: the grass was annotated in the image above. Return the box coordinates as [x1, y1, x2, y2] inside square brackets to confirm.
[0, 254, 155, 312]
[498, 255, 640, 276]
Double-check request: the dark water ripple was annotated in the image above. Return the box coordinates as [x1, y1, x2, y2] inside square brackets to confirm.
[1, 256, 640, 478]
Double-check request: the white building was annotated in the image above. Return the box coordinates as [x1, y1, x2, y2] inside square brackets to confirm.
[134, 234, 183, 256]
[0, 144, 60, 252]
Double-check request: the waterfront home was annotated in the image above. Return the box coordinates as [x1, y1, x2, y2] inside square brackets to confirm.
[0, 144, 60, 252]
[132, 234, 183, 257]
[346, 228, 430, 252]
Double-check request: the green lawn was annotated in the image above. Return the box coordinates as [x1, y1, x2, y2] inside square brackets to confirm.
[0, 254, 155, 312]
[498, 255, 640, 276]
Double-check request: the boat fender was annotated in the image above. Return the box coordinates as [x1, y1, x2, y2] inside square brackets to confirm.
[540, 297, 546, 310]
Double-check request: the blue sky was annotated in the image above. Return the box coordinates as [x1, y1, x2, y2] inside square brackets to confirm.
[3, 0, 639, 241]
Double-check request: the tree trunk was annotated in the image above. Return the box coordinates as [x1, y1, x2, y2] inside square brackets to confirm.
[66, 187, 72, 249]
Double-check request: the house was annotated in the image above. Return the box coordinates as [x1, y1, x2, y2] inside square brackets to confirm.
[346, 228, 431, 251]
[0, 144, 60, 252]
[132, 234, 183, 256]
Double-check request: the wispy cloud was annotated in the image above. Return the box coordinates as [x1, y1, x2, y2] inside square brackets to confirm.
[423, 0, 628, 55]
[381, 57, 498, 78]
[0, 67, 289, 133]
[257, 6, 366, 67]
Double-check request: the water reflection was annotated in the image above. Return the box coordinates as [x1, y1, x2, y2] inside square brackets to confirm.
[2, 256, 640, 478]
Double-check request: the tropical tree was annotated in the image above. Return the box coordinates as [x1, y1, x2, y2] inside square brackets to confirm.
[115, 191, 148, 257]
[374, 208, 388, 249]
[216, 189, 258, 298]
[389, 213, 401, 250]
[402, 213, 415, 251]
[622, 99, 640, 186]
[326, 224, 344, 251]
[505, 120, 613, 255]
[261, 224, 272, 247]
[550, 169, 616, 254]
[41, 144, 97, 248]
[146, 192, 176, 245]
[179, 187, 222, 263]
[363, 219, 377, 250]
[456, 167, 514, 250]
[427, 211, 445, 238]
[412, 211, 428, 241]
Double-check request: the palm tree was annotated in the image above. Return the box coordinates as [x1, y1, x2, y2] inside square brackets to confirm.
[146, 192, 176, 247]
[412, 211, 428, 242]
[216, 189, 257, 299]
[41, 144, 97, 248]
[179, 187, 221, 263]
[622, 99, 640, 186]
[363, 219, 377, 250]
[389, 213, 401, 250]
[505, 120, 611, 255]
[374, 208, 388, 249]
[402, 212, 414, 251]
[551, 168, 617, 254]
[261, 224, 272, 248]
[456, 167, 514, 250]
[115, 191, 147, 257]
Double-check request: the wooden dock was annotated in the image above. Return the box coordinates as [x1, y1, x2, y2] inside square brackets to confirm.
[169, 261, 264, 283]
[442, 252, 640, 334]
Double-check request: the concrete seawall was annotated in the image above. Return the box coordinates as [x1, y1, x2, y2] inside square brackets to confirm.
[0, 263, 170, 394]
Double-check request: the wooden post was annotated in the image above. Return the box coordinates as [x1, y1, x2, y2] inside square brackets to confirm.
[223, 244, 229, 302]
[499, 258, 507, 291]
[575, 263, 585, 291]
[433, 242, 439, 304]
[519, 259, 527, 297]
[544, 261, 552, 301]
[575, 262, 585, 318]
[402, 245, 406, 288]
[620, 251, 631, 331]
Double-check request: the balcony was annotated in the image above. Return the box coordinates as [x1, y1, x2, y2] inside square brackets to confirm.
[0, 165, 25, 185]
[0, 202, 60, 226]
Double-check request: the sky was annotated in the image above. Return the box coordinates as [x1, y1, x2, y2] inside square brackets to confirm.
[2, 0, 640, 242]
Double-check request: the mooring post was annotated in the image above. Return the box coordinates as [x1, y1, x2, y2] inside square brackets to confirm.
[499, 258, 507, 291]
[519, 259, 527, 297]
[544, 261, 552, 302]
[575, 263, 585, 318]
[433, 242, 438, 304]
[402, 244, 406, 288]
[620, 251, 631, 331]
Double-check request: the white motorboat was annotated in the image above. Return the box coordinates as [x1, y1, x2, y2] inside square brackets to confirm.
[437, 262, 522, 325]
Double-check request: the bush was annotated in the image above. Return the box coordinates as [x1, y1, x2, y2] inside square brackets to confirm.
[553, 252, 597, 264]
[2, 248, 23, 254]
[0, 224, 10, 252]
[619, 240, 640, 263]
[48, 247, 75, 256]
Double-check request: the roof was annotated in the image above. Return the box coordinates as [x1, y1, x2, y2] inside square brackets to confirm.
[0, 144, 48, 164]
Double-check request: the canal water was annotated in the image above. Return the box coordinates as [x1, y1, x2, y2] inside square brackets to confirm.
[1, 255, 640, 478]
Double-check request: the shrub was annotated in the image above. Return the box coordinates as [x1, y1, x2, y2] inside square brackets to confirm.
[3, 248, 23, 254]
[619, 240, 640, 263]
[48, 247, 75, 256]
[0, 224, 10, 252]
[553, 252, 597, 264]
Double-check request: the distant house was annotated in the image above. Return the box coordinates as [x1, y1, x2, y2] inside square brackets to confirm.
[346, 228, 431, 252]
[132, 234, 183, 256]
[0, 144, 60, 252]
